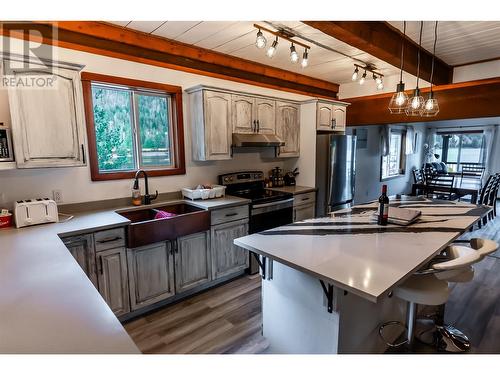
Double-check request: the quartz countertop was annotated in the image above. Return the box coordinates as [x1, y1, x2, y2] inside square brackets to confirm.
[235, 198, 491, 303]
[265, 185, 317, 195]
[0, 195, 249, 353]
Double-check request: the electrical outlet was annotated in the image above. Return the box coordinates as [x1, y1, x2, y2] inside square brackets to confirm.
[52, 190, 63, 203]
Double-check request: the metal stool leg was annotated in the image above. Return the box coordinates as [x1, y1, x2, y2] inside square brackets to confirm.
[434, 304, 471, 352]
[406, 301, 417, 347]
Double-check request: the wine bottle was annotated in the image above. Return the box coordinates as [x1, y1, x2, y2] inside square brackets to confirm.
[378, 185, 389, 225]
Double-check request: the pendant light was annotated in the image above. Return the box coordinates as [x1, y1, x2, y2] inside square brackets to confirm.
[255, 29, 267, 49]
[406, 21, 425, 116]
[388, 21, 409, 113]
[421, 21, 440, 117]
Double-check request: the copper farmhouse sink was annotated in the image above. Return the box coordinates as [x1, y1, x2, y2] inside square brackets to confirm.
[117, 203, 210, 248]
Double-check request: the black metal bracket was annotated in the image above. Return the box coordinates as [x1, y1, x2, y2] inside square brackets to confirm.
[251, 252, 266, 279]
[319, 280, 334, 313]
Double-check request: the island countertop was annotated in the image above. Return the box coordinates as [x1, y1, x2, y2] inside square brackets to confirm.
[235, 198, 491, 303]
[0, 195, 249, 353]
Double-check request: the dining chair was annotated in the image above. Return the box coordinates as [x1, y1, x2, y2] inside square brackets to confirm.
[413, 169, 425, 184]
[460, 165, 485, 189]
[478, 174, 498, 226]
[426, 175, 456, 200]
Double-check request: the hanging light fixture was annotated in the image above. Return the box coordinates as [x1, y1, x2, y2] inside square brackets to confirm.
[421, 21, 440, 117]
[359, 70, 367, 85]
[351, 66, 359, 81]
[377, 79, 384, 90]
[388, 21, 409, 113]
[406, 21, 425, 116]
[301, 48, 309, 68]
[266, 37, 278, 58]
[255, 29, 267, 49]
[290, 43, 299, 63]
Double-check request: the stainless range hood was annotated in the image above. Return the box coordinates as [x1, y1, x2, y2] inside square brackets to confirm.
[232, 133, 285, 148]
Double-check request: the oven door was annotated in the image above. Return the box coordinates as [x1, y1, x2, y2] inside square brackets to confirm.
[248, 198, 294, 274]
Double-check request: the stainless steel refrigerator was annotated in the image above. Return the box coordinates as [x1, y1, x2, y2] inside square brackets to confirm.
[315, 134, 357, 216]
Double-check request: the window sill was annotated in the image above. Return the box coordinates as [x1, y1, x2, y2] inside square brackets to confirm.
[380, 174, 406, 182]
[90, 167, 186, 181]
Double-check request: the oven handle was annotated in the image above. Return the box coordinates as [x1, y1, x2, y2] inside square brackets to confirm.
[252, 198, 294, 209]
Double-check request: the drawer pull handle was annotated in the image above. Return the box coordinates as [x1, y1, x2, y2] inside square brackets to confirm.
[225, 212, 238, 217]
[97, 236, 122, 244]
[301, 197, 310, 201]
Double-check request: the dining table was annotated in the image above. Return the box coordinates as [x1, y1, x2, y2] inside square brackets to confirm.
[411, 176, 482, 203]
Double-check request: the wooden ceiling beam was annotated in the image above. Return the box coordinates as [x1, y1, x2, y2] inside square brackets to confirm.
[302, 21, 453, 85]
[343, 78, 500, 126]
[0, 21, 339, 99]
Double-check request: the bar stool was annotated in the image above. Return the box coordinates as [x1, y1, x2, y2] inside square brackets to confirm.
[379, 240, 489, 351]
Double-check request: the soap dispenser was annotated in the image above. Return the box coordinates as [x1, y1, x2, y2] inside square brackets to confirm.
[132, 179, 141, 206]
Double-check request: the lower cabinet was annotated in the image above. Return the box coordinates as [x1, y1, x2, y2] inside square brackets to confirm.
[127, 242, 175, 311]
[175, 231, 212, 294]
[211, 219, 249, 280]
[62, 234, 98, 288]
[96, 247, 130, 317]
[294, 203, 316, 222]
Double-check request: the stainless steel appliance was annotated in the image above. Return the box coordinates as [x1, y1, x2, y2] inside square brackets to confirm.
[315, 134, 357, 216]
[219, 171, 294, 273]
[0, 126, 14, 162]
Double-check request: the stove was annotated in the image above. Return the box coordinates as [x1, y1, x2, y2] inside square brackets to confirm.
[219, 171, 294, 274]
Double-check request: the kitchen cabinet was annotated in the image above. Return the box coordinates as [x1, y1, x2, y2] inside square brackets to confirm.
[232, 95, 276, 134]
[96, 247, 130, 317]
[276, 101, 300, 158]
[6, 65, 87, 168]
[211, 218, 249, 280]
[293, 191, 316, 222]
[315, 100, 349, 132]
[127, 242, 175, 311]
[174, 231, 212, 294]
[62, 234, 98, 288]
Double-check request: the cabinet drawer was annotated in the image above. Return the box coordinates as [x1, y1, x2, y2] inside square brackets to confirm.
[211, 205, 249, 225]
[293, 192, 316, 207]
[94, 227, 126, 251]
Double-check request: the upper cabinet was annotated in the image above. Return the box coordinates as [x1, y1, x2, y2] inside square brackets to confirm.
[187, 85, 299, 161]
[5, 64, 87, 168]
[315, 100, 349, 132]
[276, 101, 300, 158]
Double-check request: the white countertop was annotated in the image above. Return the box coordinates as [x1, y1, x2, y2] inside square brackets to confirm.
[0, 195, 249, 353]
[235, 198, 491, 303]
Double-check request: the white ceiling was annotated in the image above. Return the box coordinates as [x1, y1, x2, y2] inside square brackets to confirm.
[388, 21, 500, 66]
[108, 21, 401, 85]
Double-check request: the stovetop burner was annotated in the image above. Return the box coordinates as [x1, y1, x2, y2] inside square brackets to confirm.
[230, 188, 292, 205]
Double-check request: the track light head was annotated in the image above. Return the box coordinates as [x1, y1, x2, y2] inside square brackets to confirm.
[290, 43, 299, 63]
[359, 71, 367, 85]
[255, 29, 267, 49]
[301, 49, 309, 68]
[351, 66, 359, 81]
[266, 37, 278, 58]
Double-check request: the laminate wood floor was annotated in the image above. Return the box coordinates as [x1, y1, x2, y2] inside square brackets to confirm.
[124, 203, 500, 354]
[123, 274, 267, 354]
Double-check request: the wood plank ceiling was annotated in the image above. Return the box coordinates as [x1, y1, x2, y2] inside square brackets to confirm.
[388, 21, 500, 66]
[108, 21, 402, 84]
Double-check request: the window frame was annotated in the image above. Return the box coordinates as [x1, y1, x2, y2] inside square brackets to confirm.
[81, 72, 185, 181]
[435, 130, 485, 172]
[380, 129, 407, 181]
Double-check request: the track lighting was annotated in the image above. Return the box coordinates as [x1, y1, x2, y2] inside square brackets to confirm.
[351, 66, 359, 81]
[290, 43, 299, 63]
[255, 29, 267, 49]
[266, 37, 278, 58]
[359, 71, 367, 85]
[373, 74, 382, 85]
[377, 80, 384, 90]
[301, 49, 309, 68]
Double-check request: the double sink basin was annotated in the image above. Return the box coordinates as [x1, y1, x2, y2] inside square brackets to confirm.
[116, 202, 210, 248]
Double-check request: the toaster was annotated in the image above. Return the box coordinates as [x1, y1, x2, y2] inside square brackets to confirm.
[14, 198, 59, 228]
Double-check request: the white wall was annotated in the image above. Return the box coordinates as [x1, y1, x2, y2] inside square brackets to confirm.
[347, 124, 425, 204]
[453, 60, 500, 83]
[0, 36, 311, 205]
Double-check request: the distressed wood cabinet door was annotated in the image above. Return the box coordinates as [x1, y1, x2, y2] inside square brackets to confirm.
[317, 103, 334, 130]
[96, 247, 130, 317]
[333, 105, 347, 131]
[232, 95, 255, 134]
[203, 91, 232, 160]
[174, 231, 212, 294]
[7, 67, 86, 168]
[276, 101, 300, 158]
[255, 98, 276, 134]
[293, 203, 316, 222]
[127, 242, 175, 311]
[62, 234, 98, 288]
[211, 219, 249, 280]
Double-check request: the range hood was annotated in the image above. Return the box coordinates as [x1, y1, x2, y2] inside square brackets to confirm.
[232, 133, 285, 148]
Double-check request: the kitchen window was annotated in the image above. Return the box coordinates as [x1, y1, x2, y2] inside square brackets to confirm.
[81, 73, 185, 181]
[381, 131, 406, 180]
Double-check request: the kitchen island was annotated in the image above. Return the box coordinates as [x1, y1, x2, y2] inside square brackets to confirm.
[234, 197, 491, 353]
